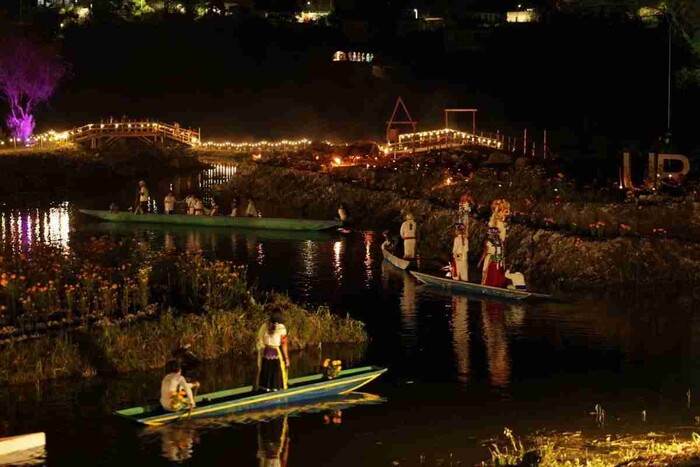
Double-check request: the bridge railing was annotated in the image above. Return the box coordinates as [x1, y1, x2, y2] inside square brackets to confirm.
[382, 128, 526, 155]
[68, 121, 200, 146]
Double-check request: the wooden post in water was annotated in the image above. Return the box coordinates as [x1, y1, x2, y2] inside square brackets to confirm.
[543, 129, 547, 159]
[523, 129, 527, 155]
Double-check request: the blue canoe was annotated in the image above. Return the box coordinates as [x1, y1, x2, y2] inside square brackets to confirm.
[410, 271, 552, 301]
[115, 366, 387, 426]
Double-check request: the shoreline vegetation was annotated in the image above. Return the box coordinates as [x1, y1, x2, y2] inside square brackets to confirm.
[207, 148, 700, 289]
[486, 428, 700, 466]
[0, 236, 367, 386]
[0, 144, 208, 195]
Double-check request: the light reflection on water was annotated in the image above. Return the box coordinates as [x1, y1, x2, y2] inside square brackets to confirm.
[0, 202, 71, 254]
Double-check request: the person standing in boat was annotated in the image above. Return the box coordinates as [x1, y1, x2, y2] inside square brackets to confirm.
[488, 199, 510, 248]
[256, 309, 289, 392]
[164, 191, 176, 215]
[457, 193, 473, 228]
[247, 199, 259, 217]
[159, 360, 200, 412]
[479, 227, 507, 287]
[399, 213, 418, 260]
[134, 180, 150, 215]
[452, 223, 469, 281]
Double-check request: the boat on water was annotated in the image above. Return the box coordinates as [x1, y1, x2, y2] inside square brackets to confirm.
[141, 392, 384, 429]
[115, 366, 387, 426]
[0, 432, 46, 465]
[80, 210, 341, 231]
[410, 271, 552, 301]
[381, 247, 412, 270]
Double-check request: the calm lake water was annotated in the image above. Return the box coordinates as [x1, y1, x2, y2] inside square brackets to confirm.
[2, 164, 700, 466]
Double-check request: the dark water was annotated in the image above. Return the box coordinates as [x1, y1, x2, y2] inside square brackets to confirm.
[2, 164, 700, 466]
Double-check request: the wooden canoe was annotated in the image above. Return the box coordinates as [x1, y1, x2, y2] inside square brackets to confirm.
[115, 366, 387, 426]
[142, 392, 384, 429]
[0, 432, 46, 465]
[80, 210, 341, 231]
[382, 247, 411, 270]
[410, 271, 552, 301]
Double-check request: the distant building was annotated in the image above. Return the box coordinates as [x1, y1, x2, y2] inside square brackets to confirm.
[506, 5, 537, 23]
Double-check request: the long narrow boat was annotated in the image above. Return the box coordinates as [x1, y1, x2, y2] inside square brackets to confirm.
[115, 366, 387, 426]
[142, 392, 384, 430]
[80, 210, 341, 231]
[410, 271, 552, 301]
[381, 247, 411, 270]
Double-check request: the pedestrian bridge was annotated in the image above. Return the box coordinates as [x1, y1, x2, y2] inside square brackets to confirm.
[381, 128, 518, 156]
[66, 121, 200, 149]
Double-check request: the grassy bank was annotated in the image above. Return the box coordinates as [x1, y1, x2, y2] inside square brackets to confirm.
[0, 294, 366, 385]
[0, 145, 206, 195]
[217, 162, 700, 288]
[0, 236, 367, 385]
[486, 428, 700, 466]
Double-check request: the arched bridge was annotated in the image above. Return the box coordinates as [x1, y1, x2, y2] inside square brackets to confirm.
[68, 121, 200, 149]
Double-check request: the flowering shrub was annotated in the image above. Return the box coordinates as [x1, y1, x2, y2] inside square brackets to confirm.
[589, 221, 606, 237]
[322, 358, 342, 379]
[0, 236, 248, 338]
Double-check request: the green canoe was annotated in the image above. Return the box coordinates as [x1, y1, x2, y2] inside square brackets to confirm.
[80, 210, 341, 231]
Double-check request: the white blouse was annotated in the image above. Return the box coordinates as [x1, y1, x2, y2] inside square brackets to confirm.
[261, 323, 287, 347]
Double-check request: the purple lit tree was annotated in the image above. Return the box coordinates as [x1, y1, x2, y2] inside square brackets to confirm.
[0, 36, 66, 141]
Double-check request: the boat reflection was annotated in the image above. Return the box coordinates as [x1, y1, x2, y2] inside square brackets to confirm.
[143, 392, 383, 463]
[400, 271, 418, 350]
[158, 423, 199, 462]
[481, 301, 511, 387]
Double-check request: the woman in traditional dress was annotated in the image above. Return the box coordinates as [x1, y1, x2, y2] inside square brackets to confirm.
[256, 310, 289, 392]
[479, 227, 507, 287]
[452, 223, 469, 281]
[457, 193, 473, 227]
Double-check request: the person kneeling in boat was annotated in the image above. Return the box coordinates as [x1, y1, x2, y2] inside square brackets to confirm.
[505, 266, 527, 291]
[256, 309, 289, 392]
[160, 360, 200, 412]
[209, 198, 219, 216]
[452, 223, 469, 281]
[381, 230, 394, 252]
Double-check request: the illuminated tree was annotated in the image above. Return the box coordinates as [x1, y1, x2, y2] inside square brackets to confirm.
[0, 35, 66, 141]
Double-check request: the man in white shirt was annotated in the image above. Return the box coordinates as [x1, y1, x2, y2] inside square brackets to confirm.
[399, 213, 418, 260]
[160, 360, 199, 412]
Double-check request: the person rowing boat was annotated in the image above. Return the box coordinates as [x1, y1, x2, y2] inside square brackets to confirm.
[159, 360, 200, 412]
